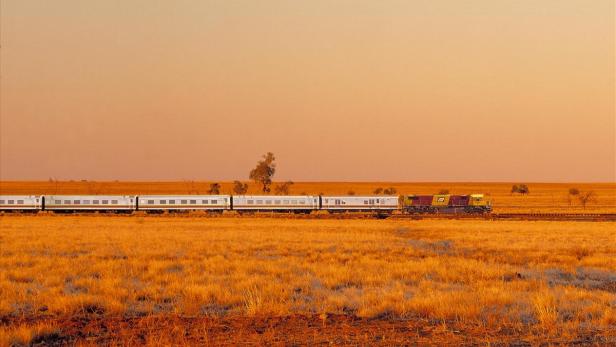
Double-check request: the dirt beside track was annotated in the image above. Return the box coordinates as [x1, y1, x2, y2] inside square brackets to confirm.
[3, 314, 615, 346]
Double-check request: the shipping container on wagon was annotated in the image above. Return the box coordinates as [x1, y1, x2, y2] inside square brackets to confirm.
[407, 195, 434, 206]
[321, 196, 398, 212]
[0, 195, 43, 211]
[232, 195, 319, 212]
[44, 195, 136, 211]
[448, 195, 470, 207]
[137, 195, 230, 211]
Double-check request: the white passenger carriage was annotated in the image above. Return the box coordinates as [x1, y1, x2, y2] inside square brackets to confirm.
[321, 196, 399, 212]
[0, 195, 43, 211]
[137, 195, 230, 212]
[232, 195, 319, 213]
[44, 195, 136, 212]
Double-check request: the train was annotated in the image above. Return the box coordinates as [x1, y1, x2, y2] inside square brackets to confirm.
[0, 194, 491, 214]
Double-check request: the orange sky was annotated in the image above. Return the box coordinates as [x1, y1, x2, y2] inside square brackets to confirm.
[1, 0, 614, 182]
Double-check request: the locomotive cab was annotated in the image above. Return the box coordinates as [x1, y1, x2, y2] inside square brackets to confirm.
[469, 194, 492, 213]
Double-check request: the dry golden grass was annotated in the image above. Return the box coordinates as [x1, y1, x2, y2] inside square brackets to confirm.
[1, 215, 615, 344]
[1, 181, 615, 213]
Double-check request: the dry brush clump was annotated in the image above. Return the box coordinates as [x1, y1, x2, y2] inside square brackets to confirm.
[0, 216, 615, 344]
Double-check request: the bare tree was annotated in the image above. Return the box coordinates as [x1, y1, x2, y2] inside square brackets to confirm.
[568, 188, 580, 205]
[233, 181, 248, 195]
[274, 181, 294, 195]
[249, 152, 276, 193]
[208, 183, 221, 194]
[578, 191, 596, 209]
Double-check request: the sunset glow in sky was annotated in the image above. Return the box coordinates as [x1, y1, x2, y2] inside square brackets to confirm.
[1, 0, 614, 182]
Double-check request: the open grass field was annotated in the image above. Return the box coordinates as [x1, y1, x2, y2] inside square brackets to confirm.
[1, 181, 615, 214]
[1, 215, 615, 345]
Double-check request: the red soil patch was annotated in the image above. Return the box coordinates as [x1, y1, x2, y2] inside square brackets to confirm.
[4, 314, 614, 346]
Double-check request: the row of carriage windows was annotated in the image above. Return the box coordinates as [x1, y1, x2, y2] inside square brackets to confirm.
[0, 200, 25, 204]
[47, 199, 220, 205]
[325, 199, 380, 205]
[246, 199, 304, 205]
[53, 200, 119, 205]
[2, 199, 224, 205]
[146, 199, 219, 205]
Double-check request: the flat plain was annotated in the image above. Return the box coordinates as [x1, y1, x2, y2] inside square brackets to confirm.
[1, 215, 615, 345]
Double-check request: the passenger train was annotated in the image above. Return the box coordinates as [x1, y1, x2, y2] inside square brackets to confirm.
[0, 194, 491, 214]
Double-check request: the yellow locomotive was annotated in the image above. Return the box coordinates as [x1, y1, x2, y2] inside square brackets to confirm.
[401, 194, 491, 214]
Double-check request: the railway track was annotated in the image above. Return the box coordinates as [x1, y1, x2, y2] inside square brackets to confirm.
[391, 213, 616, 222]
[2, 211, 616, 221]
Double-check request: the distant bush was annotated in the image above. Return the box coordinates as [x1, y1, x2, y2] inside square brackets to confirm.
[233, 181, 248, 195]
[347, 191, 356, 196]
[274, 181, 294, 195]
[512, 184, 529, 195]
[438, 189, 449, 195]
[208, 183, 221, 194]
[373, 187, 383, 195]
[383, 187, 397, 195]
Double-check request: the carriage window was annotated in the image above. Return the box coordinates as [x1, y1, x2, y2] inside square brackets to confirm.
[8, 200, 14, 204]
[169, 200, 175, 204]
[93, 200, 99, 204]
[111, 200, 118, 204]
[363, 200, 368, 205]
[84, 200, 90, 204]
[292, 200, 298, 204]
[202, 200, 209, 204]
[181, 200, 187, 204]
[283, 200, 289, 204]
[160, 200, 166, 204]
[299, 200, 305, 204]
[256, 200, 263, 204]
[211, 199, 218, 204]
[376, 199, 379, 203]
[17, 200, 24, 204]
[190, 200, 196, 204]
[0, 200, 4, 204]
[266, 200, 272, 205]
[247, 200, 253, 204]
[102, 200, 108, 204]
[74, 200, 80, 204]
[146, 200, 153, 204]
[55, 200, 61, 204]
[275, 200, 281, 204]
